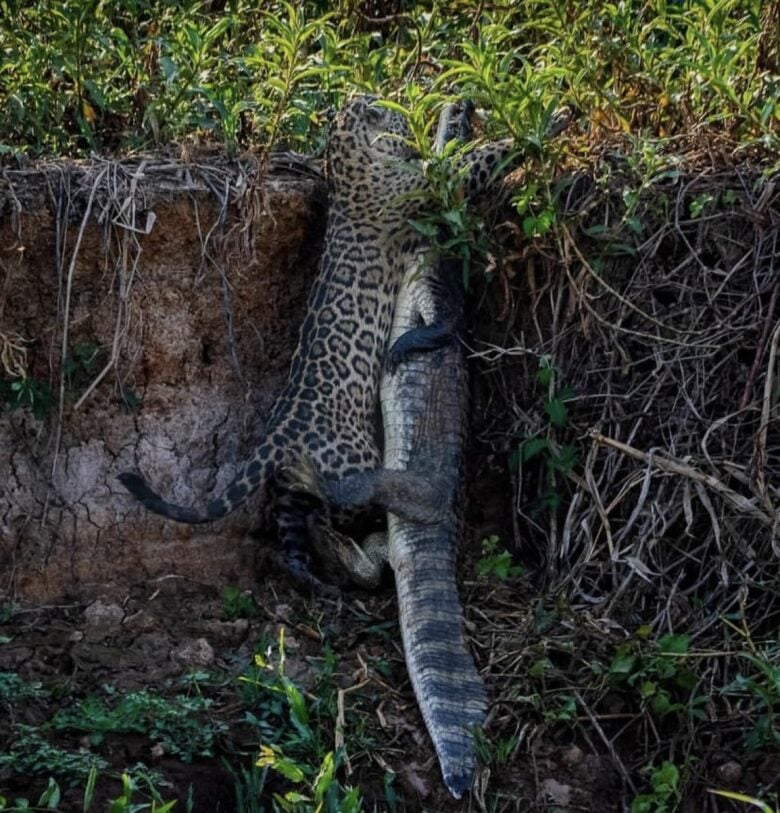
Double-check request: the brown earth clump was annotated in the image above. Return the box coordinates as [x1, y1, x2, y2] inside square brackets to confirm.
[0, 152, 326, 600]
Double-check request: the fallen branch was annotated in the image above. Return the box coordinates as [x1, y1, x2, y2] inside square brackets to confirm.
[589, 429, 778, 531]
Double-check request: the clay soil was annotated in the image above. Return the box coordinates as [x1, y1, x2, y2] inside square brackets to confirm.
[0, 553, 623, 812]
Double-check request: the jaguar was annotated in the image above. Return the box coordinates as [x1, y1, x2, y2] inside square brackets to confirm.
[118, 96, 512, 579]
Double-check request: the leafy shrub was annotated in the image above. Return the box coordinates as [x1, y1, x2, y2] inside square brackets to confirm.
[0, 1, 775, 157]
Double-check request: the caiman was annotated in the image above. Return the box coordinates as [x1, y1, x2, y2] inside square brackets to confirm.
[290, 243, 480, 797]
[287, 103, 485, 798]
[289, 103, 571, 796]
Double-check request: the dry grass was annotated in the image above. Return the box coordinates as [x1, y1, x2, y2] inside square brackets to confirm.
[466, 153, 779, 808]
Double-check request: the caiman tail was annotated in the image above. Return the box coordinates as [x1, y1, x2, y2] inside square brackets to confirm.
[283, 239, 487, 796]
[117, 438, 276, 524]
[391, 521, 487, 798]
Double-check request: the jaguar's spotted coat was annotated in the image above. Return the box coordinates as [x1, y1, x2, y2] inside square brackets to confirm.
[118, 97, 512, 551]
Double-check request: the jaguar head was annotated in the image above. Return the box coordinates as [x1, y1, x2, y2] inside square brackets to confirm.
[325, 96, 422, 212]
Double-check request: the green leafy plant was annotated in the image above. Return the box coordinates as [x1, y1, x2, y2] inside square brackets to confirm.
[0, 776, 61, 812]
[721, 650, 780, 749]
[239, 628, 365, 812]
[689, 192, 715, 218]
[542, 693, 578, 723]
[476, 535, 522, 581]
[514, 356, 578, 513]
[608, 634, 707, 721]
[0, 726, 108, 782]
[221, 586, 258, 620]
[243, 2, 339, 154]
[226, 761, 267, 813]
[0, 767, 179, 813]
[0, 762, 184, 811]
[50, 688, 227, 761]
[418, 128, 510, 286]
[0, 672, 45, 703]
[631, 760, 682, 813]
[98, 771, 177, 813]
[257, 747, 362, 813]
[514, 181, 556, 239]
[0, 375, 56, 420]
[474, 729, 520, 769]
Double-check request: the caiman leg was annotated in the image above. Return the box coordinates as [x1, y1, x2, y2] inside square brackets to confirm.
[386, 255, 464, 371]
[286, 451, 449, 526]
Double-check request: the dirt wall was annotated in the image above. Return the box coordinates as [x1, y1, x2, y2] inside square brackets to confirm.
[0, 157, 326, 601]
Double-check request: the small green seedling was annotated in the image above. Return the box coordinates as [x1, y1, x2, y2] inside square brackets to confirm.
[476, 535, 523, 580]
[221, 586, 258, 620]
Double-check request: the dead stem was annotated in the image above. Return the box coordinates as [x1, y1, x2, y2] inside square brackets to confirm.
[50, 166, 107, 492]
[589, 429, 777, 530]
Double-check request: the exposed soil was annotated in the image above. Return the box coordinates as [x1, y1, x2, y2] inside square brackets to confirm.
[1, 155, 326, 600]
[0, 566, 625, 812]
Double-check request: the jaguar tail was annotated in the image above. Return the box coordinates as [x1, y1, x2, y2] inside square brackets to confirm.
[117, 439, 275, 524]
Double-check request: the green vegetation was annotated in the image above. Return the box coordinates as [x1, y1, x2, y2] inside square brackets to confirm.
[50, 688, 227, 761]
[0, 340, 109, 422]
[0, 672, 44, 703]
[473, 729, 520, 771]
[476, 535, 523, 581]
[0, 727, 108, 783]
[607, 633, 708, 722]
[239, 629, 367, 811]
[0, 631, 372, 811]
[222, 586, 259, 620]
[0, 0, 776, 159]
[722, 650, 780, 750]
[630, 761, 682, 813]
[0, 375, 55, 421]
[1, 602, 778, 808]
[0, 680, 226, 791]
[514, 356, 579, 515]
[0, 769, 178, 812]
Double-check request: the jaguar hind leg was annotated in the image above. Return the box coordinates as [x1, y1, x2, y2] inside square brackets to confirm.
[275, 486, 340, 596]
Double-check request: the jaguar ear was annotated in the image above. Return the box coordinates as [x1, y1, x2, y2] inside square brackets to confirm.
[326, 107, 337, 123]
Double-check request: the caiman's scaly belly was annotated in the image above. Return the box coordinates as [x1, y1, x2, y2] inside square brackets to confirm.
[380, 255, 486, 799]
